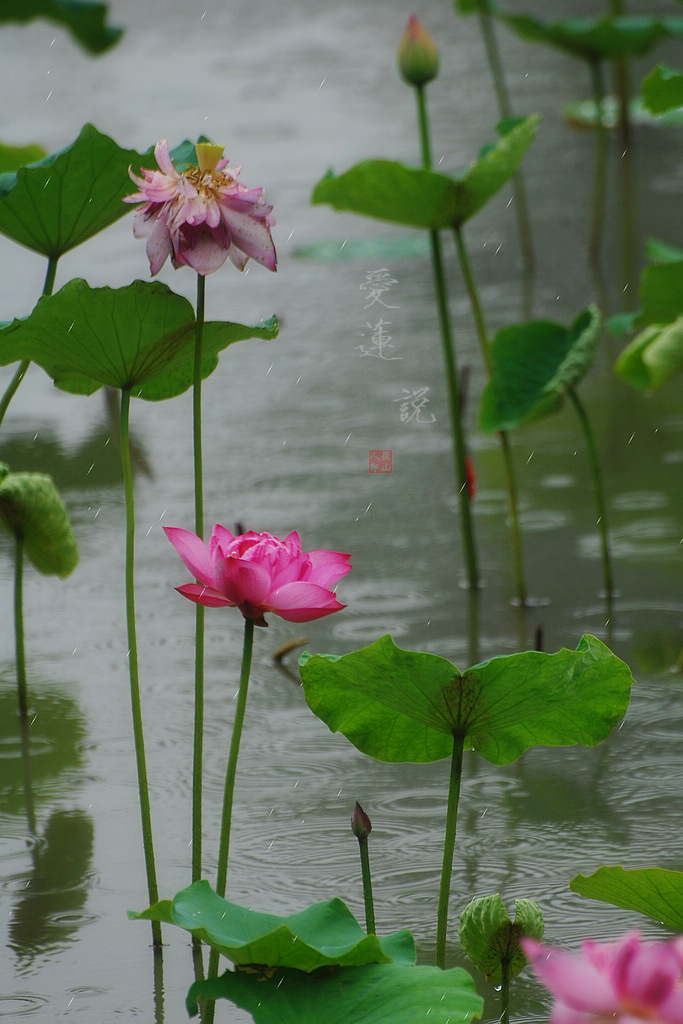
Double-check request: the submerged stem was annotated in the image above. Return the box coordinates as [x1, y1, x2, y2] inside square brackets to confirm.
[0, 255, 59, 431]
[567, 387, 615, 598]
[436, 733, 465, 969]
[14, 535, 27, 719]
[192, 273, 206, 885]
[120, 387, 161, 949]
[414, 85, 479, 589]
[453, 227, 527, 605]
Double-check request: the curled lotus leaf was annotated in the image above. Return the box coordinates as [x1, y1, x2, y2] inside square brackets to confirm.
[130, 881, 415, 972]
[0, 464, 78, 577]
[459, 894, 544, 985]
[299, 634, 634, 766]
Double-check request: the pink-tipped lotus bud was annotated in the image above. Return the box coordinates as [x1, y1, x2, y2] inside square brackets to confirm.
[351, 802, 372, 840]
[398, 15, 439, 87]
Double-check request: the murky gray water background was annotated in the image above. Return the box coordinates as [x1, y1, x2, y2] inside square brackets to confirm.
[1, 0, 683, 1020]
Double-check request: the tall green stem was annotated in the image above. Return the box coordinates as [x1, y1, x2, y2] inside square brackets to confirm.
[436, 734, 465, 969]
[206, 616, 256, 993]
[453, 226, 527, 606]
[358, 835, 376, 934]
[608, 0, 632, 154]
[500, 956, 511, 1024]
[415, 85, 479, 589]
[120, 387, 161, 948]
[588, 58, 609, 267]
[192, 273, 206, 884]
[473, 0, 534, 272]
[567, 387, 615, 598]
[0, 255, 59, 431]
[14, 534, 27, 719]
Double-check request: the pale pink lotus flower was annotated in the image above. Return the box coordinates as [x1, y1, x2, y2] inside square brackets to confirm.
[165, 524, 351, 627]
[124, 140, 276, 276]
[522, 932, 683, 1024]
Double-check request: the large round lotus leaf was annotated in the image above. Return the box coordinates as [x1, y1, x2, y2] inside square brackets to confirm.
[0, 466, 78, 577]
[0, 0, 122, 53]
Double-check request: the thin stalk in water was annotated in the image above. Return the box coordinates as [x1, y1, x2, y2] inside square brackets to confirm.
[471, 0, 534, 273]
[207, 616, 256, 989]
[192, 273, 206, 884]
[414, 83, 479, 589]
[436, 733, 465, 970]
[120, 387, 161, 949]
[14, 535, 27, 719]
[500, 955, 511, 1024]
[0, 255, 58, 431]
[453, 226, 527, 606]
[351, 802, 376, 934]
[588, 57, 609, 268]
[567, 387, 615, 599]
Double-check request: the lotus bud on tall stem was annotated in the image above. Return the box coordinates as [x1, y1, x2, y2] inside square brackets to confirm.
[352, 802, 376, 934]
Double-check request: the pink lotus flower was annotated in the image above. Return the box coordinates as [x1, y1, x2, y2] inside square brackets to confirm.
[522, 932, 683, 1024]
[165, 524, 351, 627]
[124, 140, 276, 276]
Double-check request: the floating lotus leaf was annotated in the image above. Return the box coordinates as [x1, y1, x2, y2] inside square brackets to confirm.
[459, 894, 544, 985]
[0, 464, 78, 576]
[0, 0, 122, 53]
[642, 65, 683, 114]
[0, 124, 159, 257]
[497, 13, 683, 62]
[479, 306, 601, 432]
[570, 866, 683, 931]
[185, 963, 483, 1024]
[131, 881, 414, 972]
[0, 279, 278, 400]
[311, 116, 539, 230]
[299, 634, 634, 766]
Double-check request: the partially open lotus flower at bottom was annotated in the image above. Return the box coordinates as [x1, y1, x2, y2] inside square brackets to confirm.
[165, 524, 351, 627]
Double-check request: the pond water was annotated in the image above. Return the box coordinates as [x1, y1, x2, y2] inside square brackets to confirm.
[1, 0, 683, 1021]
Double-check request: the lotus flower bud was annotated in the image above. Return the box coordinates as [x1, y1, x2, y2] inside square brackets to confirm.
[398, 15, 439, 87]
[351, 802, 372, 840]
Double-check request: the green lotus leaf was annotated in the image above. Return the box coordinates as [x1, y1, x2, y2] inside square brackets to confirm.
[642, 64, 683, 114]
[186, 963, 483, 1024]
[459, 894, 544, 985]
[311, 115, 539, 230]
[479, 306, 601, 432]
[0, 465, 78, 576]
[498, 14, 683, 62]
[0, 0, 122, 53]
[570, 866, 683, 931]
[131, 881, 414, 972]
[616, 317, 683, 391]
[634, 259, 683, 328]
[0, 124, 157, 257]
[645, 237, 683, 264]
[0, 142, 47, 175]
[299, 634, 634, 766]
[0, 279, 278, 400]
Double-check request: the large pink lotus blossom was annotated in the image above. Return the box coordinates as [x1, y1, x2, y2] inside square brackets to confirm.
[124, 140, 276, 276]
[522, 932, 683, 1024]
[165, 524, 351, 627]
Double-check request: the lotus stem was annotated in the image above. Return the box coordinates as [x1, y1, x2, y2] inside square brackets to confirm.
[453, 226, 527, 606]
[120, 386, 161, 949]
[358, 835, 376, 935]
[192, 272, 206, 885]
[608, 0, 632, 153]
[501, 955, 511, 1024]
[14, 534, 27, 719]
[471, 0, 534, 273]
[414, 84, 479, 589]
[206, 615, 255, 998]
[567, 387, 615, 599]
[588, 57, 609, 267]
[0, 255, 58, 431]
[436, 733, 465, 969]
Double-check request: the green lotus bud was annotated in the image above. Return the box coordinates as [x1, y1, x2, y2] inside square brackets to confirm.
[459, 894, 544, 984]
[398, 15, 439, 87]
